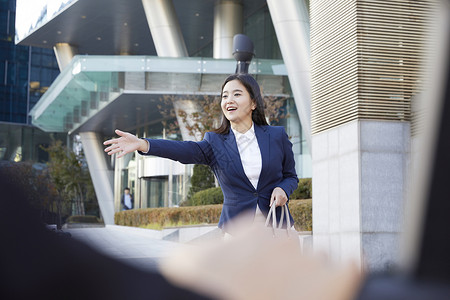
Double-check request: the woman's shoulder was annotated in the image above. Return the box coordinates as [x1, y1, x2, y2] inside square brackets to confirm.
[203, 131, 227, 141]
[258, 125, 287, 134]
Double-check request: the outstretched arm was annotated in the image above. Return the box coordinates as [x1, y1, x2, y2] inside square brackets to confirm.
[103, 129, 148, 159]
[104, 129, 213, 165]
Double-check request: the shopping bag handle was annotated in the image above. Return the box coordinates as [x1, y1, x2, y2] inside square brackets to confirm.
[264, 204, 291, 231]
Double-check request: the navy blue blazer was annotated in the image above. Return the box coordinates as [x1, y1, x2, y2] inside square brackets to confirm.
[140, 125, 299, 230]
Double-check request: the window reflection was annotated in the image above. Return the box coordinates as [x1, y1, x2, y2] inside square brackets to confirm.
[142, 176, 168, 208]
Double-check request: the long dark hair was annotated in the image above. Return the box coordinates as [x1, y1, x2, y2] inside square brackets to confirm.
[214, 74, 268, 134]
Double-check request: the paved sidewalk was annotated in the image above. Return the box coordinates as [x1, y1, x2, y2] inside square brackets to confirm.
[66, 225, 185, 272]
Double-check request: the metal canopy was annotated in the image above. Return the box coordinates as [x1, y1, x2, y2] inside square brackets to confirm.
[16, 0, 266, 56]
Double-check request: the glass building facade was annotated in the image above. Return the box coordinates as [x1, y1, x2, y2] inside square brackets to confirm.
[0, 0, 61, 163]
[0, 0, 59, 124]
[0, 121, 66, 162]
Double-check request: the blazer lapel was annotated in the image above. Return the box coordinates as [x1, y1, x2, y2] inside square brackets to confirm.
[255, 125, 270, 190]
[223, 130, 240, 157]
[223, 130, 254, 190]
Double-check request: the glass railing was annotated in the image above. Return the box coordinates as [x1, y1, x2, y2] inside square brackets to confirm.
[70, 55, 287, 74]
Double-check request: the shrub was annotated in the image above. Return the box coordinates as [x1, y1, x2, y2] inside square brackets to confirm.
[289, 199, 312, 231]
[183, 177, 312, 206]
[290, 178, 312, 200]
[187, 164, 216, 199]
[190, 187, 223, 206]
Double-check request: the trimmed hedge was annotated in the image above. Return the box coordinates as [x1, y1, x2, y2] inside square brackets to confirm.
[115, 199, 312, 231]
[115, 205, 222, 228]
[66, 215, 103, 224]
[290, 178, 312, 200]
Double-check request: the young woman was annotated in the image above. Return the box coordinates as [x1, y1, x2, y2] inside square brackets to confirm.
[104, 74, 298, 233]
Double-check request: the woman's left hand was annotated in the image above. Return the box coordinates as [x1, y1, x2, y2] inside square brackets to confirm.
[270, 187, 288, 207]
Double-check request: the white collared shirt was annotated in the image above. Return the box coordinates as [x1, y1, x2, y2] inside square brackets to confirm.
[231, 123, 262, 190]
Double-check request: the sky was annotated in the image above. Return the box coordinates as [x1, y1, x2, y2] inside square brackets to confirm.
[15, 0, 76, 43]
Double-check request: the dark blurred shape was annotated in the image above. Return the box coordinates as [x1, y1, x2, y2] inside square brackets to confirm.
[233, 34, 254, 74]
[413, 36, 450, 284]
[0, 169, 211, 300]
[357, 274, 450, 300]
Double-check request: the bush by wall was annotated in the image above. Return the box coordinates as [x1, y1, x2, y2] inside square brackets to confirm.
[290, 178, 312, 200]
[115, 199, 311, 231]
[190, 187, 223, 206]
[289, 199, 312, 231]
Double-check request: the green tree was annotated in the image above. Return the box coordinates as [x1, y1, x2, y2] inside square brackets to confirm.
[43, 141, 97, 221]
[0, 161, 64, 226]
[187, 164, 216, 202]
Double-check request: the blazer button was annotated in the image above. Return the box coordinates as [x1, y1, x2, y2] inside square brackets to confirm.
[253, 192, 258, 197]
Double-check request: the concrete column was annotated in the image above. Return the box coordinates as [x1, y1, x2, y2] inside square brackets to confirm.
[267, 0, 311, 150]
[312, 120, 410, 271]
[53, 43, 78, 71]
[79, 132, 115, 225]
[213, 0, 243, 59]
[141, 0, 188, 57]
[168, 172, 173, 207]
[114, 156, 122, 212]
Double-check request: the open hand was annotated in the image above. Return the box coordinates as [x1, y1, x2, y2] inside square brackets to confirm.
[103, 129, 148, 158]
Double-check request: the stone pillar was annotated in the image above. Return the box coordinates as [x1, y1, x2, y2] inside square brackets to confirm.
[79, 132, 115, 224]
[310, 0, 432, 271]
[213, 0, 243, 59]
[141, 0, 188, 57]
[312, 120, 410, 270]
[53, 43, 78, 71]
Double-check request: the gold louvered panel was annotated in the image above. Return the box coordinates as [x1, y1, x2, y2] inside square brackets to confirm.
[311, 0, 359, 134]
[357, 0, 430, 126]
[311, 0, 434, 135]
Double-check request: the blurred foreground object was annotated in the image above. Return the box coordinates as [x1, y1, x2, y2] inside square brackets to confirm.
[160, 212, 362, 300]
[0, 169, 210, 300]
